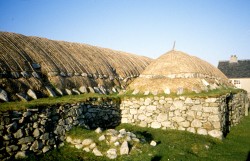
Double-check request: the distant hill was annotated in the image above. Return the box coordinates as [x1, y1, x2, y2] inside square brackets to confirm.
[0, 32, 152, 101]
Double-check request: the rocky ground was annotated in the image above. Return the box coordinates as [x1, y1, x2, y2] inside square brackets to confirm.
[66, 127, 157, 160]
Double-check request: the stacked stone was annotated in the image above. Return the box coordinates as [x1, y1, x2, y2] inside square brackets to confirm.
[120, 93, 249, 139]
[229, 92, 249, 125]
[0, 98, 120, 160]
[66, 128, 154, 159]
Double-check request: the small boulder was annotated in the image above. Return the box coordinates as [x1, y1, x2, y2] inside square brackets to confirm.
[164, 88, 171, 94]
[33, 128, 40, 138]
[15, 151, 27, 159]
[89, 143, 97, 149]
[18, 137, 34, 144]
[98, 135, 105, 141]
[150, 140, 157, 146]
[42, 146, 50, 153]
[144, 91, 150, 95]
[114, 141, 120, 146]
[99, 86, 107, 94]
[79, 86, 88, 93]
[73, 139, 82, 144]
[82, 139, 93, 146]
[16, 93, 29, 102]
[88, 87, 95, 93]
[112, 87, 117, 93]
[81, 73, 88, 77]
[30, 140, 43, 151]
[119, 128, 127, 135]
[208, 130, 223, 139]
[106, 148, 117, 159]
[93, 147, 103, 156]
[83, 147, 90, 152]
[55, 88, 64, 96]
[106, 129, 119, 136]
[14, 129, 23, 139]
[151, 122, 161, 129]
[75, 144, 83, 149]
[72, 88, 81, 95]
[95, 127, 102, 134]
[0, 88, 8, 102]
[66, 136, 72, 143]
[132, 89, 139, 95]
[110, 136, 118, 143]
[65, 89, 72, 95]
[94, 87, 102, 94]
[45, 86, 56, 97]
[120, 141, 129, 155]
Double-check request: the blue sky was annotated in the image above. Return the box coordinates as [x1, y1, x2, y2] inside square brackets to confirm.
[0, 0, 250, 66]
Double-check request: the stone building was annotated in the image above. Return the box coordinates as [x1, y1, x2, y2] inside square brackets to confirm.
[218, 55, 250, 98]
[120, 50, 249, 139]
[128, 50, 232, 95]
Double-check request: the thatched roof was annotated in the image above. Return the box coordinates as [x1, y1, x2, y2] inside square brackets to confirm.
[0, 32, 152, 101]
[0, 32, 151, 79]
[128, 50, 231, 94]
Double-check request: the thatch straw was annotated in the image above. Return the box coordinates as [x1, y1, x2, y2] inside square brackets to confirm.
[128, 50, 232, 94]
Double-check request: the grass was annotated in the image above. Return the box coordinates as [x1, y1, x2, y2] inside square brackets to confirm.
[0, 93, 120, 112]
[120, 87, 244, 99]
[0, 87, 244, 112]
[19, 113, 250, 161]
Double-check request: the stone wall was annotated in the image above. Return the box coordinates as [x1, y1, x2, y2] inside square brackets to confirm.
[0, 98, 121, 160]
[0, 92, 249, 160]
[120, 92, 249, 139]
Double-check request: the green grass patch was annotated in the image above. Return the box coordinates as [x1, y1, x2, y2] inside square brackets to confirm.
[0, 93, 120, 112]
[0, 87, 244, 112]
[120, 87, 244, 99]
[19, 113, 250, 161]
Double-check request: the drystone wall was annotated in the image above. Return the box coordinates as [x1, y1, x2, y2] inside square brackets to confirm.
[0, 98, 121, 160]
[120, 92, 249, 139]
[0, 92, 249, 160]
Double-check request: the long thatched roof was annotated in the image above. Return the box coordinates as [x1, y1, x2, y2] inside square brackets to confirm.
[128, 50, 231, 94]
[0, 32, 152, 101]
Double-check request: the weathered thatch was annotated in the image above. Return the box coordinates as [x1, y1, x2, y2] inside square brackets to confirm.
[128, 50, 232, 94]
[0, 32, 152, 101]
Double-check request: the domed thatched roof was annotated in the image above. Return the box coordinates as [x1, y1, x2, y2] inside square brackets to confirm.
[128, 50, 232, 94]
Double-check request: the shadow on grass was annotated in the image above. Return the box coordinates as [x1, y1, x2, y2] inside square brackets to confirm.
[134, 131, 153, 143]
[246, 151, 250, 161]
[151, 155, 162, 161]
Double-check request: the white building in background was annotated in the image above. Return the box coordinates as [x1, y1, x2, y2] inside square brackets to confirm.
[218, 55, 250, 98]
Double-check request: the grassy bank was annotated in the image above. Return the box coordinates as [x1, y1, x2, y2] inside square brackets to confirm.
[0, 93, 120, 112]
[1, 88, 243, 112]
[20, 113, 250, 161]
[121, 88, 244, 99]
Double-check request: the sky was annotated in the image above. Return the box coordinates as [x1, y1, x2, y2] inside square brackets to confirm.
[0, 0, 250, 66]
